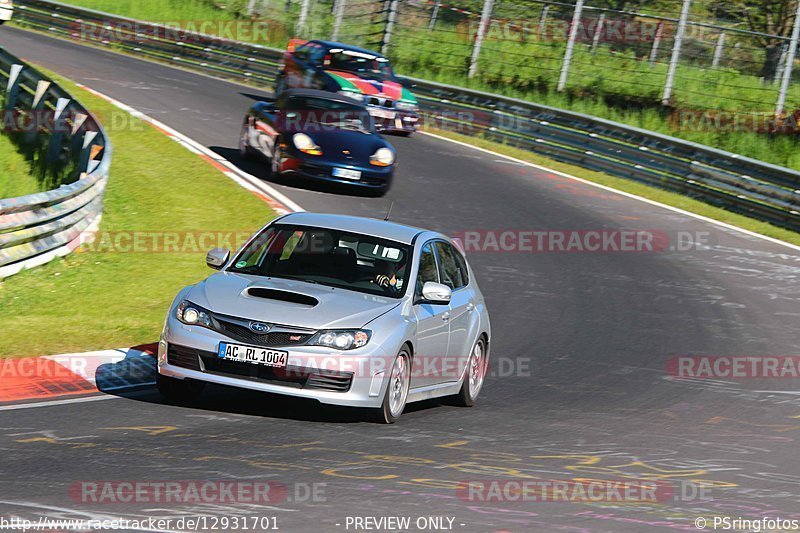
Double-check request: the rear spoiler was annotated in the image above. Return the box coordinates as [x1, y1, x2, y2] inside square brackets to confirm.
[287, 38, 309, 53]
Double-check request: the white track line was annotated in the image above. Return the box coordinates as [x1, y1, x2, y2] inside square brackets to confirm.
[76, 84, 303, 214]
[421, 131, 800, 253]
[0, 395, 119, 412]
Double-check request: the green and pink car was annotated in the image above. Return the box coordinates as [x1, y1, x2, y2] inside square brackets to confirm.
[275, 39, 420, 135]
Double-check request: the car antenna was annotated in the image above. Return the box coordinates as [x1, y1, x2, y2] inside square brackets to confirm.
[384, 201, 394, 221]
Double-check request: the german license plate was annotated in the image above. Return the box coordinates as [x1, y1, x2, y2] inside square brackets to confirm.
[332, 167, 362, 180]
[218, 342, 288, 368]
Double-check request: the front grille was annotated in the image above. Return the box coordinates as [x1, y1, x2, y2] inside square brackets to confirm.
[166, 345, 353, 393]
[215, 319, 314, 347]
[167, 345, 202, 370]
[368, 97, 394, 108]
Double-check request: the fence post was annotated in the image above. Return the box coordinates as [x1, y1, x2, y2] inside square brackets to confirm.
[776, 0, 800, 115]
[381, 0, 399, 56]
[538, 5, 550, 40]
[558, 0, 585, 91]
[4, 64, 23, 111]
[712, 31, 726, 68]
[662, 0, 692, 105]
[246, 0, 257, 17]
[296, 0, 311, 36]
[776, 44, 789, 86]
[591, 13, 606, 55]
[428, 0, 441, 31]
[468, 0, 494, 78]
[649, 21, 664, 65]
[332, 0, 346, 41]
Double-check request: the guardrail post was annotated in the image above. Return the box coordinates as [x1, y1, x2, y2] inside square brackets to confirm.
[77, 130, 98, 174]
[332, 0, 346, 41]
[662, 0, 692, 105]
[468, 0, 494, 78]
[649, 21, 664, 65]
[428, 0, 441, 31]
[296, 0, 311, 36]
[23, 79, 51, 144]
[591, 14, 606, 55]
[4, 64, 24, 111]
[558, 0, 585, 91]
[46, 98, 70, 162]
[776, 0, 800, 116]
[712, 31, 726, 68]
[538, 6, 550, 40]
[381, 0, 399, 56]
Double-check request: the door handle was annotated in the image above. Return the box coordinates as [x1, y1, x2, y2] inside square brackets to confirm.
[442, 312, 450, 322]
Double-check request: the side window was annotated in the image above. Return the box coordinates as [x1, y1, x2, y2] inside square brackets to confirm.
[435, 242, 467, 290]
[415, 243, 439, 300]
[308, 45, 327, 66]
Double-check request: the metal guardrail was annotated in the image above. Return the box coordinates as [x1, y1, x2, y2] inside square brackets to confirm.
[0, 46, 112, 279]
[10, 0, 800, 232]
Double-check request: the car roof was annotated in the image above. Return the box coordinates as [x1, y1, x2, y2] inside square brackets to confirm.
[275, 213, 430, 245]
[280, 88, 366, 107]
[310, 40, 387, 60]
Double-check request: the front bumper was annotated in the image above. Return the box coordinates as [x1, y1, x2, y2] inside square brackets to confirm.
[277, 157, 393, 190]
[369, 108, 418, 134]
[159, 322, 396, 408]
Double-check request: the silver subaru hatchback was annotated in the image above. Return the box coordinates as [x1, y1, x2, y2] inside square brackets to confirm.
[157, 212, 491, 423]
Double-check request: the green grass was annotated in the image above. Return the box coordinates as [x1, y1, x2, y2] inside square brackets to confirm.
[0, 70, 275, 358]
[0, 133, 41, 198]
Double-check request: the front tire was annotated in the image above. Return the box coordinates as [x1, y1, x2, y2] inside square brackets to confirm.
[157, 373, 205, 402]
[372, 348, 411, 424]
[451, 337, 487, 407]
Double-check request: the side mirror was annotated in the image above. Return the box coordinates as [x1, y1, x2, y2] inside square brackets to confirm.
[421, 281, 452, 305]
[206, 248, 230, 270]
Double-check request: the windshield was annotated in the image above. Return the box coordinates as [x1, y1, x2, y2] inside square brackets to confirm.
[229, 225, 412, 298]
[325, 50, 393, 79]
[284, 96, 374, 133]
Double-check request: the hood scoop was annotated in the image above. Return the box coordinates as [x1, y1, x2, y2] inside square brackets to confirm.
[246, 287, 319, 307]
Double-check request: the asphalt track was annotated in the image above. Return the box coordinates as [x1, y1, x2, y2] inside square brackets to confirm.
[2, 26, 800, 532]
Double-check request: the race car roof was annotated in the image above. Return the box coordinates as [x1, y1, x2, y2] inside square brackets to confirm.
[281, 88, 368, 107]
[310, 40, 387, 60]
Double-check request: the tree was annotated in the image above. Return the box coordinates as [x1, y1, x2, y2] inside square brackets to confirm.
[712, 0, 800, 80]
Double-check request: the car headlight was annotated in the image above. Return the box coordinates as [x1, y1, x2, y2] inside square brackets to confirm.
[396, 100, 418, 112]
[309, 330, 371, 350]
[293, 132, 323, 156]
[176, 300, 214, 329]
[337, 90, 363, 101]
[370, 147, 395, 167]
